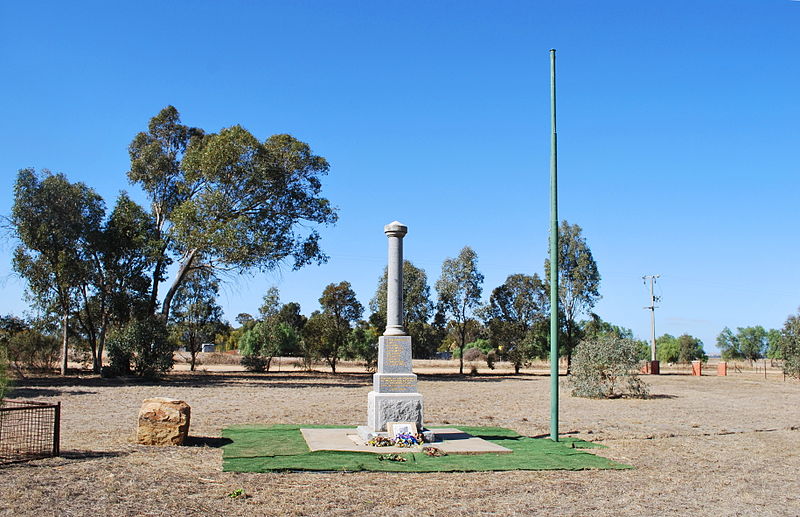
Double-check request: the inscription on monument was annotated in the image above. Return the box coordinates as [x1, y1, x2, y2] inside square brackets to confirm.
[376, 374, 417, 393]
[378, 335, 412, 374]
[384, 338, 405, 366]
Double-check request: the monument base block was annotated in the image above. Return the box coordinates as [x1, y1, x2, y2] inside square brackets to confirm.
[357, 391, 434, 442]
[367, 390, 423, 430]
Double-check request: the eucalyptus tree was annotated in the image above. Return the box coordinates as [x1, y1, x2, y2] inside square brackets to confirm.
[12, 169, 168, 374]
[717, 326, 770, 365]
[780, 310, 800, 379]
[436, 246, 484, 374]
[128, 106, 337, 321]
[766, 328, 783, 365]
[275, 302, 307, 335]
[716, 327, 741, 361]
[73, 193, 156, 372]
[259, 287, 282, 321]
[170, 268, 225, 371]
[484, 273, 548, 373]
[544, 221, 601, 373]
[11, 169, 104, 375]
[235, 313, 254, 326]
[735, 326, 768, 366]
[239, 288, 302, 372]
[655, 334, 705, 363]
[346, 320, 380, 371]
[317, 281, 363, 373]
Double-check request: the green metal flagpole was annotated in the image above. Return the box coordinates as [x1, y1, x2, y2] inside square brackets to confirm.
[549, 48, 559, 442]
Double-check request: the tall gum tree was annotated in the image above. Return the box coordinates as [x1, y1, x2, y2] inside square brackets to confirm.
[169, 267, 224, 371]
[436, 246, 484, 374]
[484, 273, 548, 373]
[544, 221, 600, 374]
[317, 281, 363, 373]
[128, 106, 337, 321]
[11, 169, 105, 375]
[73, 193, 156, 372]
[12, 170, 156, 374]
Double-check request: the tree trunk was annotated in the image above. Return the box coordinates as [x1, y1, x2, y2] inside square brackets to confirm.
[148, 256, 164, 315]
[565, 324, 573, 375]
[77, 286, 100, 373]
[161, 248, 198, 321]
[95, 316, 108, 374]
[190, 346, 197, 371]
[93, 342, 102, 373]
[60, 312, 69, 376]
[457, 323, 466, 375]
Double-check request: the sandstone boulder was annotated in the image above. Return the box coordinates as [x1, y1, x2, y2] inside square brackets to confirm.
[136, 397, 191, 446]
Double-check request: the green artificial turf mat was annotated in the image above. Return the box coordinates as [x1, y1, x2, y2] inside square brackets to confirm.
[221, 425, 631, 473]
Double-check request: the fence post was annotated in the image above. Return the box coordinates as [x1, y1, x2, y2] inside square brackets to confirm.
[53, 401, 61, 457]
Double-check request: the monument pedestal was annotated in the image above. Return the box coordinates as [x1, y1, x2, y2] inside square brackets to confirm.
[357, 335, 434, 442]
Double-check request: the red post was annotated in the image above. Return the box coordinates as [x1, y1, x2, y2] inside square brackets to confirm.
[641, 360, 660, 375]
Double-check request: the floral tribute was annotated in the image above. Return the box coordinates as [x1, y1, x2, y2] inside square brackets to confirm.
[367, 433, 426, 448]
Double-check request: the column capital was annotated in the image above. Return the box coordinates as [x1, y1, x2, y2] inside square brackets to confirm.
[384, 221, 408, 238]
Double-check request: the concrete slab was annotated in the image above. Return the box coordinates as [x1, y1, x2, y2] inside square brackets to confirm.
[300, 428, 512, 455]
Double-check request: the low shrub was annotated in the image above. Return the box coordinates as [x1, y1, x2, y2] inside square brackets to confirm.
[241, 354, 270, 373]
[463, 347, 486, 362]
[486, 350, 496, 370]
[570, 335, 649, 399]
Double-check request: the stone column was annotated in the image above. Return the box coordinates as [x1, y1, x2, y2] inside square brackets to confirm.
[384, 221, 407, 336]
[358, 221, 430, 441]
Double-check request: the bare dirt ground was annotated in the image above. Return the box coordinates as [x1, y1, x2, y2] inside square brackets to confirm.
[1, 360, 798, 516]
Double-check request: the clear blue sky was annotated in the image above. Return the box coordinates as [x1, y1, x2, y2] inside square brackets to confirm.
[1, 1, 798, 354]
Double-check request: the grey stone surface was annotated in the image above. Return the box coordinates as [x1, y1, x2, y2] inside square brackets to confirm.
[374, 372, 417, 393]
[377, 335, 412, 374]
[367, 391, 423, 432]
[383, 221, 407, 336]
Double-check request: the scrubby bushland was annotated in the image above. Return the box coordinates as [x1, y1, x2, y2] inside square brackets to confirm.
[570, 335, 649, 399]
[4, 329, 60, 374]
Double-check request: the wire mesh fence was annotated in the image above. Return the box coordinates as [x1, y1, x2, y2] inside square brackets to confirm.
[0, 400, 60, 463]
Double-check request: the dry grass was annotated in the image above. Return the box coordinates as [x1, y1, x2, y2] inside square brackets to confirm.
[1, 362, 798, 516]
